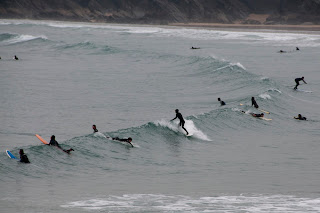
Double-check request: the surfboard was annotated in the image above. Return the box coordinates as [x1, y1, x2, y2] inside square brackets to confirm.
[35, 134, 73, 154]
[35, 134, 49, 144]
[258, 109, 270, 114]
[259, 117, 272, 121]
[295, 89, 312, 93]
[111, 138, 134, 147]
[6, 150, 18, 160]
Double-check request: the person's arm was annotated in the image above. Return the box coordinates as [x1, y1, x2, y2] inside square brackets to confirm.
[171, 115, 177, 121]
[303, 79, 307, 84]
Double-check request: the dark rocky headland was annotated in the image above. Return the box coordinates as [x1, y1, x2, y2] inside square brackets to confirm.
[1, 0, 320, 25]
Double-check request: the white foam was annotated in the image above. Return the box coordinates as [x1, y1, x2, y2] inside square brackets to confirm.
[3, 34, 47, 44]
[154, 119, 211, 141]
[268, 88, 282, 94]
[62, 194, 320, 212]
[93, 132, 107, 138]
[259, 93, 271, 100]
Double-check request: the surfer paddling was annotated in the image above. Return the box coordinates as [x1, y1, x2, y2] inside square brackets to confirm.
[49, 135, 74, 154]
[112, 137, 133, 147]
[250, 113, 264, 118]
[294, 77, 307, 90]
[294, 114, 307, 120]
[171, 109, 189, 135]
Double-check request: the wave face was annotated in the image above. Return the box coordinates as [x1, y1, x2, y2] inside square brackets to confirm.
[1, 20, 320, 213]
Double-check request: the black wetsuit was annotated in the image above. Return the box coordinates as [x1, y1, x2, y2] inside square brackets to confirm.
[251, 113, 263, 118]
[172, 112, 189, 135]
[252, 99, 259, 108]
[20, 154, 30, 163]
[113, 137, 129, 142]
[295, 116, 307, 120]
[220, 101, 226, 106]
[49, 139, 62, 149]
[49, 139, 74, 153]
[112, 137, 134, 147]
[93, 129, 98, 133]
[294, 78, 304, 90]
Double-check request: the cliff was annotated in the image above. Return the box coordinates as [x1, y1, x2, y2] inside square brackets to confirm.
[1, 0, 320, 25]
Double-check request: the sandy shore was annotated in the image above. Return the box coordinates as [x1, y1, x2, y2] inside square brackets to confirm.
[169, 23, 320, 32]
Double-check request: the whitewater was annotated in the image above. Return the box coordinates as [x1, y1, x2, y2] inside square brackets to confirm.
[1, 19, 320, 212]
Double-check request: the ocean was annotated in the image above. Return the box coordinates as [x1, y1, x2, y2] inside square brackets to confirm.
[1, 19, 320, 212]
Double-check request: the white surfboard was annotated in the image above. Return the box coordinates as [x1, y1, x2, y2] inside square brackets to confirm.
[295, 89, 312, 93]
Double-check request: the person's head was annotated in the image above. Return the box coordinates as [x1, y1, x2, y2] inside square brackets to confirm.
[218, 98, 221, 101]
[298, 114, 302, 118]
[51, 135, 55, 140]
[128, 137, 132, 142]
[175, 109, 179, 113]
[92, 125, 96, 130]
[251, 97, 255, 100]
[261, 113, 264, 117]
[302, 77, 304, 80]
[19, 149, 24, 155]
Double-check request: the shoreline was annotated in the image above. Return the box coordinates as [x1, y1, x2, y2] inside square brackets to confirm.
[169, 22, 320, 32]
[2, 18, 320, 33]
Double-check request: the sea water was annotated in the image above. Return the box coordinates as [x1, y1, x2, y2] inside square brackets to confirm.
[1, 19, 320, 212]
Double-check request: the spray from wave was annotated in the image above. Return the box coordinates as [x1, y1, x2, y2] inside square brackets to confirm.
[153, 119, 211, 141]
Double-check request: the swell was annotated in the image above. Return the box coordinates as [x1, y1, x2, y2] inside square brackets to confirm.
[0, 33, 48, 45]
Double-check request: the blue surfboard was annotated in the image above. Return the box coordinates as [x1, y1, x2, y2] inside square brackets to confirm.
[6, 150, 18, 160]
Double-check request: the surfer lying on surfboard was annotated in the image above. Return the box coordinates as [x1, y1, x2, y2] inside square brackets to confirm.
[49, 135, 74, 154]
[294, 114, 307, 120]
[250, 113, 264, 118]
[112, 137, 134, 147]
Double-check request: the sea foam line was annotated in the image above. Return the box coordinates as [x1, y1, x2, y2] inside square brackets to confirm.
[62, 194, 320, 212]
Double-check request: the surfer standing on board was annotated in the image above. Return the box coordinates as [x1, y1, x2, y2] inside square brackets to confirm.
[294, 77, 307, 90]
[171, 109, 189, 135]
[49, 135, 74, 153]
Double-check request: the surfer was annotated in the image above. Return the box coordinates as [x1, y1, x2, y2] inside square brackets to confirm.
[294, 77, 307, 90]
[14, 55, 19, 60]
[19, 149, 30, 163]
[112, 137, 133, 147]
[191, 47, 200, 49]
[218, 98, 226, 106]
[251, 97, 259, 108]
[279, 50, 286, 53]
[250, 113, 264, 118]
[294, 114, 307, 120]
[92, 124, 98, 133]
[171, 109, 189, 135]
[49, 135, 74, 153]
[296, 47, 300, 51]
